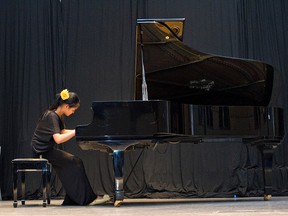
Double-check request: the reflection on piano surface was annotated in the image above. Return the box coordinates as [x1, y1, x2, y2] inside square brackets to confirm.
[135, 19, 273, 106]
[76, 18, 284, 207]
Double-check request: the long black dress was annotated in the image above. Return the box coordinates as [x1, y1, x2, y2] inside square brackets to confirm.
[31, 110, 97, 205]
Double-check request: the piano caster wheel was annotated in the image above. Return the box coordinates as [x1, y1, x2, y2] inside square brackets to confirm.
[114, 200, 122, 207]
[264, 194, 272, 201]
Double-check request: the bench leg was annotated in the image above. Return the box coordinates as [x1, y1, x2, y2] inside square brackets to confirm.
[21, 172, 26, 205]
[47, 171, 51, 205]
[12, 165, 18, 208]
[42, 171, 47, 207]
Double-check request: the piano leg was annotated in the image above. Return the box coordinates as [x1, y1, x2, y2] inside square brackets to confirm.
[112, 150, 124, 207]
[258, 144, 274, 201]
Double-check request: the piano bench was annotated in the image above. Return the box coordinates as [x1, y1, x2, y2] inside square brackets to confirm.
[11, 158, 52, 208]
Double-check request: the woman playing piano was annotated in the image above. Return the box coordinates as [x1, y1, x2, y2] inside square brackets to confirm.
[31, 89, 110, 205]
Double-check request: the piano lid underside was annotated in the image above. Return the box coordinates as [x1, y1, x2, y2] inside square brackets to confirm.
[135, 21, 274, 106]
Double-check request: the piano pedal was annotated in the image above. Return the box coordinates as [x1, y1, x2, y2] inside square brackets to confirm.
[264, 194, 272, 201]
[114, 200, 122, 207]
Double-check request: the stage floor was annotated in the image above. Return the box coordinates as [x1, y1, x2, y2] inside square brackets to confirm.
[1, 197, 288, 216]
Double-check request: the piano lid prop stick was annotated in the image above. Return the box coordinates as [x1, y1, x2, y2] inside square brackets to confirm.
[141, 50, 148, 101]
[140, 27, 149, 101]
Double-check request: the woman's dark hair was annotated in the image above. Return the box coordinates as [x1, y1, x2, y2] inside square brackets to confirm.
[49, 91, 80, 110]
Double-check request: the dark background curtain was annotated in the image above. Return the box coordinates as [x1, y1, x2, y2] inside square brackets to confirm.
[1, 0, 288, 200]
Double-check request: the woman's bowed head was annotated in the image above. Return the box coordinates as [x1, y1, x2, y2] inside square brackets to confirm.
[49, 89, 80, 117]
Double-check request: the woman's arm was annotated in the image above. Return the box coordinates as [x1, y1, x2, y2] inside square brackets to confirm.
[61, 129, 74, 134]
[53, 129, 75, 144]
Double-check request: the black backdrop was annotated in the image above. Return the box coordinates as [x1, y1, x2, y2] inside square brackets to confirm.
[1, 0, 288, 200]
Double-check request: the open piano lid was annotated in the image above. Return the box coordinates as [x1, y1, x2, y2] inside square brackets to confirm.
[134, 18, 274, 106]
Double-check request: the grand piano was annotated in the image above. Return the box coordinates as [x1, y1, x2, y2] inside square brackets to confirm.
[76, 18, 284, 207]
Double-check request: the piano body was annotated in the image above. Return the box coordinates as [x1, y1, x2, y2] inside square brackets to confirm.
[76, 18, 284, 207]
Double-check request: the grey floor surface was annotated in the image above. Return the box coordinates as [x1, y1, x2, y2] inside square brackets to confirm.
[1, 196, 288, 216]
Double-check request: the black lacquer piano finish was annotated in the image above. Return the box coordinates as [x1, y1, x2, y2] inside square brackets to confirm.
[76, 19, 284, 207]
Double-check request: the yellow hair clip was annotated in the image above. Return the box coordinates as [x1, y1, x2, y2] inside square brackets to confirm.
[60, 89, 69, 100]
